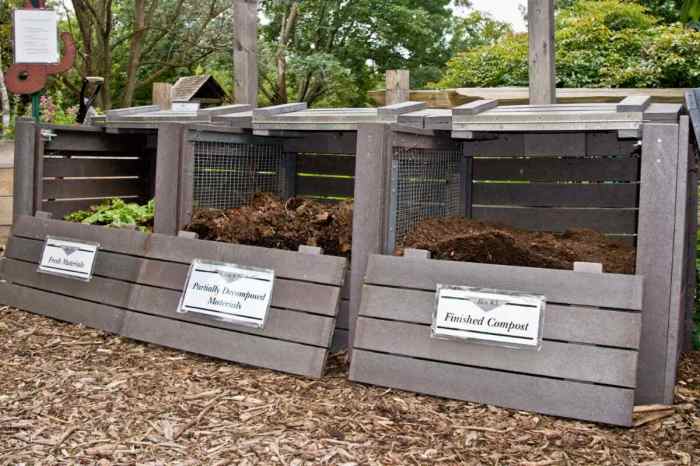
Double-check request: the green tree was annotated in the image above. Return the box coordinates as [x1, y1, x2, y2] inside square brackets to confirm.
[436, 0, 700, 89]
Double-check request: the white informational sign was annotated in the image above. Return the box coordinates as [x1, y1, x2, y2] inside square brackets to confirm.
[171, 102, 200, 112]
[432, 285, 545, 350]
[13, 9, 59, 64]
[38, 236, 99, 281]
[178, 260, 274, 329]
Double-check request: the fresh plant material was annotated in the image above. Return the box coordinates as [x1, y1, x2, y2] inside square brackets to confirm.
[64, 198, 155, 232]
[187, 193, 353, 257]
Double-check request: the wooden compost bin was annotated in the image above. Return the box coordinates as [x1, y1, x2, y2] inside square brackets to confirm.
[348, 99, 697, 425]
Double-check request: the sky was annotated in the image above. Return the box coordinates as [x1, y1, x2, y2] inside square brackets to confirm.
[454, 0, 528, 32]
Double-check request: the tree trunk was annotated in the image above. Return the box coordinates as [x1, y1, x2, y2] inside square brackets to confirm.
[122, 0, 148, 107]
[0, 48, 10, 138]
[274, 2, 299, 104]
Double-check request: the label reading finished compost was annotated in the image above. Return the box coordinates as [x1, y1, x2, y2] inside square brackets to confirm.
[178, 260, 274, 329]
[432, 285, 545, 350]
[38, 236, 99, 282]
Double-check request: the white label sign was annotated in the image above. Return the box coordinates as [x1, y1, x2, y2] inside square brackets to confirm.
[13, 10, 59, 64]
[178, 260, 274, 328]
[38, 237, 99, 281]
[432, 285, 545, 349]
[171, 102, 200, 112]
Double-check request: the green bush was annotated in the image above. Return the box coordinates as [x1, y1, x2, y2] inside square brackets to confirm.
[435, 0, 700, 89]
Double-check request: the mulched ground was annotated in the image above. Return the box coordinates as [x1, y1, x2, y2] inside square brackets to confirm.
[0, 306, 698, 466]
[400, 217, 636, 274]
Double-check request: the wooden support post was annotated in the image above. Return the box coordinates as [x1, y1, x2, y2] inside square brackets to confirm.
[636, 122, 682, 404]
[154, 124, 185, 235]
[528, 0, 556, 105]
[152, 83, 173, 110]
[233, 0, 258, 107]
[13, 118, 37, 222]
[386, 70, 410, 106]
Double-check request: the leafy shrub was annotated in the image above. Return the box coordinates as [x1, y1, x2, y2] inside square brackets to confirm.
[435, 0, 700, 89]
[65, 198, 155, 232]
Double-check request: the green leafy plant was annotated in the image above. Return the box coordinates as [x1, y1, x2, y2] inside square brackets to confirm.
[65, 198, 155, 233]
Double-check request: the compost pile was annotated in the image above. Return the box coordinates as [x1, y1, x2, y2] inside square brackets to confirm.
[187, 193, 353, 257]
[399, 217, 636, 274]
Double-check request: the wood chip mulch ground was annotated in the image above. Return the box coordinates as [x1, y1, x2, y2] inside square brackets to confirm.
[0, 306, 698, 466]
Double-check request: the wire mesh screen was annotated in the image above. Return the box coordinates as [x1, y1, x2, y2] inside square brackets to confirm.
[192, 141, 286, 210]
[392, 147, 463, 244]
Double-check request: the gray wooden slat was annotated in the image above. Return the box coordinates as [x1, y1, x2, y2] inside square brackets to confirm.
[43, 178, 144, 199]
[464, 133, 637, 157]
[453, 99, 498, 116]
[472, 182, 638, 208]
[143, 233, 346, 286]
[12, 215, 149, 255]
[359, 285, 641, 348]
[378, 101, 427, 120]
[586, 132, 639, 156]
[364, 254, 643, 310]
[617, 96, 652, 113]
[349, 350, 634, 426]
[45, 131, 142, 153]
[254, 103, 308, 119]
[296, 154, 356, 176]
[472, 156, 640, 182]
[354, 317, 637, 387]
[295, 176, 354, 198]
[636, 122, 681, 405]
[154, 123, 184, 235]
[120, 311, 328, 378]
[43, 157, 143, 178]
[472, 206, 637, 234]
[283, 132, 357, 155]
[13, 119, 37, 222]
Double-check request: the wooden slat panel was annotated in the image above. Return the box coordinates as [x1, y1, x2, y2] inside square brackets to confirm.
[364, 255, 643, 310]
[144, 234, 347, 287]
[359, 285, 641, 348]
[45, 131, 143, 153]
[43, 178, 144, 199]
[295, 176, 354, 198]
[472, 183, 639, 208]
[472, 157, 640, 182]
[283, 132, 357, 155]
[5, 237, 342, 317]
[296, 154, 356, 177]
[349, 350, 634, 426]
[43, 158, 142, 178]
[472, 206, 637, 234]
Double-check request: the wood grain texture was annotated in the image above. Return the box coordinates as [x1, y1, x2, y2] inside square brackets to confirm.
[472, 156, 640, 182]
[472, 183, 638, 208]
[154, 123, 184, 235]
[42, 178, 143, 199]
[528, 0, 556, 104]
[13, 119, 37, 222]
[43, 157, 143, 178]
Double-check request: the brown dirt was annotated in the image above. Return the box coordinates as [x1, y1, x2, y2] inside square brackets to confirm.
[186, 193, 353, 258]
[399, 217, 637, 274]
[0, 306, 698, 465]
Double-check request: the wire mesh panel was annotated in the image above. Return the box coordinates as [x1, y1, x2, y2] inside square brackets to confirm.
[391, 147, 463, 246]
[192, 141, 286, 210]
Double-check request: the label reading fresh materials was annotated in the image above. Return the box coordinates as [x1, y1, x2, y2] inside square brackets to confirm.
[178, 260, 274, 329]
[38, 236, 99, 281]
[432, 285, 545, 350]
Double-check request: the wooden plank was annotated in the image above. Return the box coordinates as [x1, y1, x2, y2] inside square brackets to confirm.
[233, 0, 258, 107]
[13, 118, 37, 222]
[296, 154, 356, 176]
[359, 285, 642, 349]
[154, 123, 184, 235]
[618, 96, 652, 113]
[283, 132, 357, 155]
[120, 312, 327, 378]
[378, 102, 426, 120]
[43, 157, 142, 178]
[254, 103, 308, 119]
[453, 99, 497, 116]
[143, 233, 347, 286]
[354, 317, 637, 387]
[385, 70, 410, 105]
[45, 131, 142, 153]
[349, 350, 634, 426]
[472, 206, 638, 234]
[472, 183, 639, 208]
[364, 254, 644, 310]
[178, 132, 195, 229]
[636, 122, 680, 405]
[42, 178, 144, 199]
[472, 157, 640, 182]
[152, 82, 173, 110]
[528, 0, 556, 104]
[295, 176, 354, 198]
[525, 133, 585, 156]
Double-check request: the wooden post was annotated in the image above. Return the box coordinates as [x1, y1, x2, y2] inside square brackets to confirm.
[12, 118, 37, 222]
[154, 124, 184, 235]
[528, 0, 556, 104]
[385, 70, 410, 106]
[233, 0, 258, 107]
[152, 83, 172, 110]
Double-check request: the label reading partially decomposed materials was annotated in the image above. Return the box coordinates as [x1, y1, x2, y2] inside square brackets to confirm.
[38, 236, 99, 281]
[178, 260, 274, 329]
[432, 285, 545, 350]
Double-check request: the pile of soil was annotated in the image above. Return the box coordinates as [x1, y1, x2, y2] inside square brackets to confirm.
[399, 217, 636, 274]
[186, 193, 353, 257]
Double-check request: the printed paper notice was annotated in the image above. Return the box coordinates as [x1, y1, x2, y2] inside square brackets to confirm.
[14, 10, 59, 64]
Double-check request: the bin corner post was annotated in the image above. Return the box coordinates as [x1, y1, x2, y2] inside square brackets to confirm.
[636, 121, 682, 405]
[349, 123, 394, 353]
[154, 123, 185, 235]
[13, 118, 39, 223]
